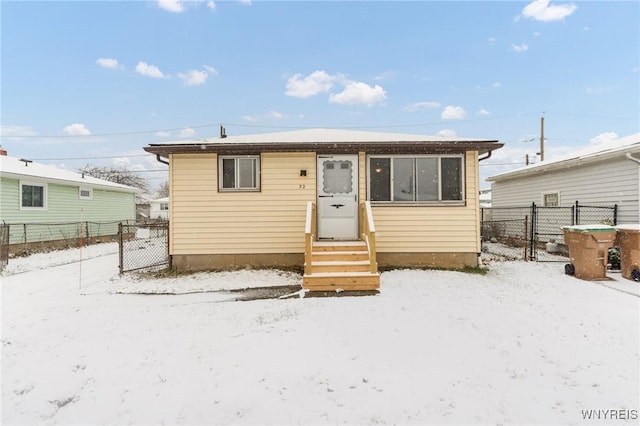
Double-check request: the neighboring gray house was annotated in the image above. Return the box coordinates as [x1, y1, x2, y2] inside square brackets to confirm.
[149, 197, 169, 220]
[487, 133, 640, 224]
[0, 153, 138, 246]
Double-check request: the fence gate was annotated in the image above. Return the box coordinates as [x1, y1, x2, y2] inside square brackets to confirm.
[481, 202, 617, 262]
[0, 224, 9, 271]
[118, 222, 170, 273]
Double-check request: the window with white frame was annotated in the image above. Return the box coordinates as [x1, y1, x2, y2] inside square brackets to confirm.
[368, 155, 464, 203]
[542, 192, 560, 207]
[79, 187, 93, 200]
[20, 181, 47, 209]
[219, 155, 260, 191]
[160, 202, 169, 211]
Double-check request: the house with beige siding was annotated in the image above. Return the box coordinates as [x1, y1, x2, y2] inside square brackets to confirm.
[144, 128, 503, 291]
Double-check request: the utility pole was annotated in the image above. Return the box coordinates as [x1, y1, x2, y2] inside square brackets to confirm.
[538, 115, 545, 161]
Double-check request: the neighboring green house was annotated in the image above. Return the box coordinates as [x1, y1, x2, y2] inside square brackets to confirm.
[0, 153, 138, 246]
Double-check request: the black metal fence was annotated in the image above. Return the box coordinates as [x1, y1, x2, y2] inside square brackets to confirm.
[481, 201, 618, 262]
[118, 222, 170, 273]
[0, 224, 9, 271]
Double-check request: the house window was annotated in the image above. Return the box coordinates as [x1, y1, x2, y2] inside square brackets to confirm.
[160, 202, 169, 211]
[79, 187, 93, 200]
[219, 156, 260, 191]
[368, 155, 464, 203]
[542, 192, 560, 207]
[20, 181, 47, 209]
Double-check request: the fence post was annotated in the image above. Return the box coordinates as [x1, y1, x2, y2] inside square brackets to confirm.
[524, 215, 528, 261]
[118, 222, 123, 274]
[575, 200, 579, 225]
[529, 202, 536, 261]
[23, 223, 27, 252]
[613, 204, 618, 225]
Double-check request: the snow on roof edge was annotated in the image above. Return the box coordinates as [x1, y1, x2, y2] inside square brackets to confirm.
[487, 133, 640, 182]
[0, 155, 139, 193]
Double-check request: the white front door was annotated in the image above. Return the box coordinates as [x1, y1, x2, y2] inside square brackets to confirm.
[317, 154, 359, 240]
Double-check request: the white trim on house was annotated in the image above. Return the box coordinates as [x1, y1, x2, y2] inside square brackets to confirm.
[79, 187, 93, 200]
[19, 180, 48, 211]
[541, 191, 560, 207]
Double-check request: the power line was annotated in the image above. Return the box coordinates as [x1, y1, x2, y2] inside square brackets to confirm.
[33, 154, 152, 161]
[2, 113, 547, 139]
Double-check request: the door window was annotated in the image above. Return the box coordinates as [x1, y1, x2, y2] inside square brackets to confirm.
[323, 160, 353, 194]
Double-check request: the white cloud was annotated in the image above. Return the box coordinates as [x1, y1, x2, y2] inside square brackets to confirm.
[441, 106, 466, 120]
[437, 129, 457, 138]
[157, 0, 184, 13]
[178, 66, 217, 86]
[113, 157, 131, 167]
[510, 43, 529, 53]
[155, 131, 171, 137]
[238, 0, 252, 5]
[178, 70, 208, 86]
[268, 111, 286, 119]
[488, 37, 497, 45]
[179, 128, 196, 138]
[329, 82, 386, 107]
[403, 101, 440, 112]
[533, 32, 542, 37]
[589, 132, 618, 146]
[285, 70, 342, 98]
[242, 115, 258, 122]
[203, 65, 218, 76]
[96, 58, 123, 70]
[520, 0, 577, 22]
[0, 125, 38, 137]
[63, 123, 91, 136]
[477, 108, 491, 116]
[136, 62, 169, 79]
[207, 1, 216, 10]
[492, 82, 502, 88]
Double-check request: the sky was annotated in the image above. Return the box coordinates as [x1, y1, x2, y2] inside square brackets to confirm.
[1, 0, 639, 193]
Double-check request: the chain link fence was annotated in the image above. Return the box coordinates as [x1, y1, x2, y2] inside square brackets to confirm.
[481, 202, 617, 262]
[0, 224, 9, 271]
[2, 220, 133, 257]
[118, 222, 170, 273]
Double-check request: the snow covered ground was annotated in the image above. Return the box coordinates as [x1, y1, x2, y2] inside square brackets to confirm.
[2, 243, 639, 425]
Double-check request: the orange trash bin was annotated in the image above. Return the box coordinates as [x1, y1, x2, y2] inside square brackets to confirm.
[562, 225, 617, 280]
[616, 225, 640, 282]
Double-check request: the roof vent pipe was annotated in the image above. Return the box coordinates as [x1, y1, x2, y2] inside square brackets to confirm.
[220, 125, 227, 138]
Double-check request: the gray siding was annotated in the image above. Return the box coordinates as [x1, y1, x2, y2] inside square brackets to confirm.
[491, 156, 639, 224]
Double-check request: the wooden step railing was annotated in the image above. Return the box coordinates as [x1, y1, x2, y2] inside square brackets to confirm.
[304, 201, 316, 275]
[359, 201, 378, 274]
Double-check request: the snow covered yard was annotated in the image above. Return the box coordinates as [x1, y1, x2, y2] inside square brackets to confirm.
[1, 244, 639, 425]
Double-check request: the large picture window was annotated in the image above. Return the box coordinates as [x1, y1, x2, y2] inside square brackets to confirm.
[20, 181, 47, 209]
[219, 155, 260, 191]
[368, 155, 463, 203]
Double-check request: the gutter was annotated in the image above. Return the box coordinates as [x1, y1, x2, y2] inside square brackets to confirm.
[627, 152, 640, 165]
[478, 150, 493, 161]
[155, 154, 169, 165]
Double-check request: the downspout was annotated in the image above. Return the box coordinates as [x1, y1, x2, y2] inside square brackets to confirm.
[627, 152, 640, 223]
[156, 154, 169, 165]
[478, 150, 493, 162]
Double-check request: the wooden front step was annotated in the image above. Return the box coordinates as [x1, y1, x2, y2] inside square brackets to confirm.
[303, 272, 381, 291]
[303, 240, 379, 291]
